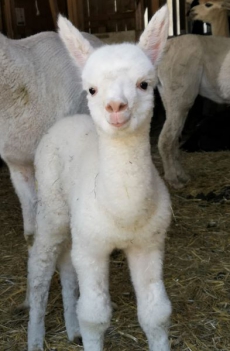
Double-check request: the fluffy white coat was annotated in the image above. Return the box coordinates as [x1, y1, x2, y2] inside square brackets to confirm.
[28, 6, 172, 351]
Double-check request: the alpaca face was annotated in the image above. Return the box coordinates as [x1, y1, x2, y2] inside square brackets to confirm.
[82, 43, 156, 135]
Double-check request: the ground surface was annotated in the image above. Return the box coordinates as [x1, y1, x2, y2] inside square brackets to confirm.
[0, 150, 230, 351]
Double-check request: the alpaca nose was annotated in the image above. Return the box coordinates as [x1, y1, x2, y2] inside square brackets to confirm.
[105, 101, 128, 113]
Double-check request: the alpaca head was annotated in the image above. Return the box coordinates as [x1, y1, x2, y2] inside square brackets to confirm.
[58, 6, 169, 135]
[190, 0, 227, 23]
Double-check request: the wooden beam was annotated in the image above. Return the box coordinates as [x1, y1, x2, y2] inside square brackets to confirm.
[49, 0, 59, 28]
[84, 11, 135, 23]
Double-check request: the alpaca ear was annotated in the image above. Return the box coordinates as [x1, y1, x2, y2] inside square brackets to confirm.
[58, 15, 94, 69]
[138, 5, 169, 66]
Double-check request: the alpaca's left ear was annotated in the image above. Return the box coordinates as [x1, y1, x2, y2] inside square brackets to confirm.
[138, 5, 169, 66]
[58, 15, 94, 69]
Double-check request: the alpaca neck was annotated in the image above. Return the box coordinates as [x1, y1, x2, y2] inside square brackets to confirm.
[96, 123, 158, 227]
[211, 13, 229, 37]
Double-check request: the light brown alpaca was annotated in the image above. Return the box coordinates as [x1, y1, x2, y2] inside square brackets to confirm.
[157, 32, 230, 188]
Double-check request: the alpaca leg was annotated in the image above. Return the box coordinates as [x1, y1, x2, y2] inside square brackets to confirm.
[157, 65, 201, 189]
[7, 163, 37, 310]
[28, 213, 68, 351]
[15, 245, 32, 311]
[8, 163, 36, 243]
[57, 248, 81, 343]
[28, 240, 60, 351]
[126, 246, 171, 351]
[72, 245, 112, 351]
[158, 109, 190, 189]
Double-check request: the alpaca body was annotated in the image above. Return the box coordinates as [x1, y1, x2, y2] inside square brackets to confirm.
[0, 30, 102, 246]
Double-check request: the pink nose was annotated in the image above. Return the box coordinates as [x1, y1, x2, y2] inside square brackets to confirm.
[105, 101, 127, 113]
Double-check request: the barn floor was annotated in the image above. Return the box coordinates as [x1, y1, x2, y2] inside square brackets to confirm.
[0, 150, 230, 351]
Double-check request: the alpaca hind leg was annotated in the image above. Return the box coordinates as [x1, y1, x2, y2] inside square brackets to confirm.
[158, 74, 200, 189]
[7, 163, 37, 310]
[28, 217, 68, 351]
[8, 163, 36, 243]
[126, 246, 171, 351]
[158, 110, 190, 189]
[57, 247, 81, 343]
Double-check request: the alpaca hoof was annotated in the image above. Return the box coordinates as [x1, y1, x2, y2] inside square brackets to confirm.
[166, 178, 185, 189]
[178, 173, 190, 185]
[13, 300, 29, 314]
[25, 233, 35, 247]
[166, 173, 190, 189]
[72, 336, 83, 346]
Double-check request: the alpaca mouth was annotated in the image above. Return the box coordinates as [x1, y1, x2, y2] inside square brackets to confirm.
[110, 120, 129, 128]
[108, 112, 131, 128]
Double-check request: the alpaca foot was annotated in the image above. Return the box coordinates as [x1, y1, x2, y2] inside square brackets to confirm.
[72, 336, 83, 346]
[166, 174, 190, 189]
[14, 299, 29, 314]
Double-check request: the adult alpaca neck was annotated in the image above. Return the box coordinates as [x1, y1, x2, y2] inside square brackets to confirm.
[211, 12, 229, 37]
[96, 124, 157, 227]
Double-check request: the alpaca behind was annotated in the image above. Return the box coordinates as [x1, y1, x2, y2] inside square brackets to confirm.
[28, 6, 171, 351]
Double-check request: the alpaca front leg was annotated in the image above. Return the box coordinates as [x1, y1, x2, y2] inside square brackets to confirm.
[72, 246, 112, 351]
[126, 247, 171, 351]
[57, 248, 81, 343]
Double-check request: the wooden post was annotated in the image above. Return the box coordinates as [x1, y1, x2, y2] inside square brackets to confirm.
[0, 2, 3, 32]
[149, 0, 160, 17]
[135, 0, 144, 40]
[77, 0, 84, 30]
[49, 0, 59, 29]
[67, 0, 84, 30]
[67, 0, 77, 26]
[4, 0, 16, 38]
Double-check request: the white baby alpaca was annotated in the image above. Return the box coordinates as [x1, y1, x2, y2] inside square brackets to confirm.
[28, 6, 171, 351]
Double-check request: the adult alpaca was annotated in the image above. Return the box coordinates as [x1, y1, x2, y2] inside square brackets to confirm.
[157, 31, 230, 188]
[0, 31, 102, 249]
[28, 6, 171, 351]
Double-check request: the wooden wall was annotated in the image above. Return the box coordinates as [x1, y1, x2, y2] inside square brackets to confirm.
[1, 0, 164, 39]
[1, 0, 67, 38]
[82, 0, 136, 33]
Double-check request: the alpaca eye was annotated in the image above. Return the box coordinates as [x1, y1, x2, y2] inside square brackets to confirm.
[89, 87, 96, 95]
[205, 3, 213, 7]
[139, 82, 148, 90]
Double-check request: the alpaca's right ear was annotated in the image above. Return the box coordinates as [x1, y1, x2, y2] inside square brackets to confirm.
[58, 15, 94, 69]
[138, 5, 169, 66]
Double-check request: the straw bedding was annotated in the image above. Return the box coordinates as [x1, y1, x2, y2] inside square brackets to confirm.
[0, 150, 229, 351]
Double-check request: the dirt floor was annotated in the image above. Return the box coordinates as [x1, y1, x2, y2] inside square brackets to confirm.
[0, 150, 230, 351]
